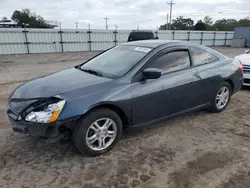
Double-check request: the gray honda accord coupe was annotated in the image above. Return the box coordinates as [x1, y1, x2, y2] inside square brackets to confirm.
[6, 40, 243, 156]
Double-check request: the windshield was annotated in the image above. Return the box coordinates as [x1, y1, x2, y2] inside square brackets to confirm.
[81, 45, 151, 78]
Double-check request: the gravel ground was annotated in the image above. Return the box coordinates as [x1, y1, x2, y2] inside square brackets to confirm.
[1, 47, 250, 188]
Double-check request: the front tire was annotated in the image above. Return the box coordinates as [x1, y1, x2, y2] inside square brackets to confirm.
[73, 108, 122, 156]
[209, 82, 232, 113]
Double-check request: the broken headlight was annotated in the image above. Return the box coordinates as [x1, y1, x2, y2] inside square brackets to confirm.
[25, 100, 66, 123]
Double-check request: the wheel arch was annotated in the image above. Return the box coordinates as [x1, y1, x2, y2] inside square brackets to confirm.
[83, 103, 130, 128]
[225, 79, 234, 92]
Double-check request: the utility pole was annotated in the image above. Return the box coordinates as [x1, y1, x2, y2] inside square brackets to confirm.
[167, 1, 175, 30]
[75, 22, 78, 30]
[166, 14, 169, 30]
[104, 17, 110, 30]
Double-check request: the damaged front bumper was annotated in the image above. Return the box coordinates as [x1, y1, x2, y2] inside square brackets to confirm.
[9, 116, 63, 137]
[6, 103, 78, 139]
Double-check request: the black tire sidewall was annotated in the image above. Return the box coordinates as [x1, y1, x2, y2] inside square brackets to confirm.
[73, 108, 122, 156]
[213, 82, 232, 112]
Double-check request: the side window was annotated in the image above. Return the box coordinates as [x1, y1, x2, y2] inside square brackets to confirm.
[149, 50, 191, 73]
[190, 47, 218, 66]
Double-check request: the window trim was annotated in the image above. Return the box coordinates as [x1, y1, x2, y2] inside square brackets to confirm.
[189, 46, 219, 67]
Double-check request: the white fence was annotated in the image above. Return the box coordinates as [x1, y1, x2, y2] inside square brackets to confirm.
[0, 28, 234, 55]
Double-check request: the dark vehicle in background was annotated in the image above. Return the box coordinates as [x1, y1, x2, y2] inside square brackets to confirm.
[6, 40, 243, 156]
[128, 30, 158, 42]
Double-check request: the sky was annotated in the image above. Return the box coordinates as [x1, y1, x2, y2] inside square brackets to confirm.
[0, 0, 250, 30]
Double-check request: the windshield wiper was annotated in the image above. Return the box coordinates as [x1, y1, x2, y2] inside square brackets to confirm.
[80, 68, 102, 77]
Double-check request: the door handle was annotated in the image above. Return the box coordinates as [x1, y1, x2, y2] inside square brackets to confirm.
[185, 81, 194, 85]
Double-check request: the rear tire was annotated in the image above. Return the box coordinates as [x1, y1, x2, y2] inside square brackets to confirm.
[209, 82, 232, 113]
[73, 108, 122, 156]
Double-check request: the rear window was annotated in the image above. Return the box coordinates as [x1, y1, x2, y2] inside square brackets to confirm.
[128, 32, 154, 41]
[190, 47, 219, 66]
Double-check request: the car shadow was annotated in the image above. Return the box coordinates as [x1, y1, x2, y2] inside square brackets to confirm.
[1, 109, 210, 166]
[123, 110, 209, 138]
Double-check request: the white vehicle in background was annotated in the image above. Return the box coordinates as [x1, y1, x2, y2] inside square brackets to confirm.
[236, 50, 250, 86]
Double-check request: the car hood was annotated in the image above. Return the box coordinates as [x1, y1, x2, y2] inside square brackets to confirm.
[236, 54, 250, 65]
[10, 68, 113, 100]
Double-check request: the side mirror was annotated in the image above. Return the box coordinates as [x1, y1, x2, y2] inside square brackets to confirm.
[143, 68, 162, 79]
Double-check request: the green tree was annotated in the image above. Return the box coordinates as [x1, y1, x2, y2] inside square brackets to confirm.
[203, 16, 213, 29]
[159, 25, 166, 30]
[171, 16, 194, 30]
[11, 9, 49, 28]
[212, 19, 238, 31]
[194, 20, 206, 30]
[238, 17, 250, 27]
[159, 16, 250, 31]
[159, 23, 170, 30]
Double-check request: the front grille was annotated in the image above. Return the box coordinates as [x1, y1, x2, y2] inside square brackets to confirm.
[7, 109, 18, 120]
[9, 100, 37, 114]
[243, 65, 250, 73]
[244, 78, 250, 84]
[6, 104, 18, 120]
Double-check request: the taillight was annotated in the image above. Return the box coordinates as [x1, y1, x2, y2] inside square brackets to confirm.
[238, 62, 243, 72]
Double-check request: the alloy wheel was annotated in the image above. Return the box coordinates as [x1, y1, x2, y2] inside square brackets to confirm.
[216, 86, 230, 109]
[86, 118, 117, 151]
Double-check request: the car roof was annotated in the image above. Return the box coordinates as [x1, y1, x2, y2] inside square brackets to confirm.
[121, 40, 183, 48]
[120, 40, 228, 59]
[130, 30, 153, 33]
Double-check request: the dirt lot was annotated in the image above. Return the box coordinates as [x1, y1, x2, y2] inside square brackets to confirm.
[1, 47, 250, 188]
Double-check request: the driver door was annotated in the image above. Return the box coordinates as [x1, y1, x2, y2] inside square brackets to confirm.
[131, 47, 201, 125]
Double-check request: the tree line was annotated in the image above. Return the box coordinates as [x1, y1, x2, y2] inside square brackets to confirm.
[159, 16, 250, 31]
[2, 9, 250, 30]
[1, 9, 51, 28]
